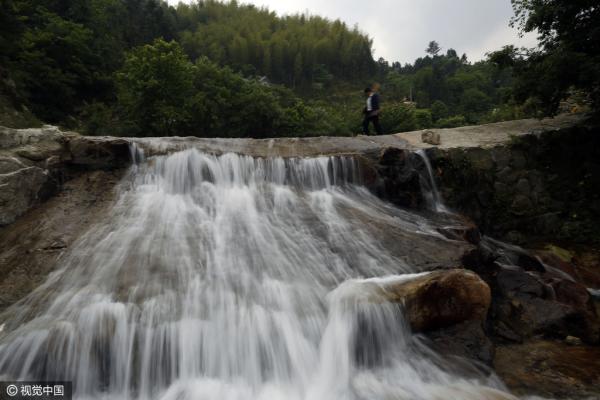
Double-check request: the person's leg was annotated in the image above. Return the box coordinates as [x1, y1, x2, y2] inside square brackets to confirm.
[362, 116, 370, 135]
[373, 115, 383, 135]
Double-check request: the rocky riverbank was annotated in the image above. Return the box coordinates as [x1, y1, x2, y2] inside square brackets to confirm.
[0, 113, 598, 399]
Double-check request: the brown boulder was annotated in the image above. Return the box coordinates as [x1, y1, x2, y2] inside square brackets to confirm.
[377, 269, 491, 332]
[421, 130, 441, 145]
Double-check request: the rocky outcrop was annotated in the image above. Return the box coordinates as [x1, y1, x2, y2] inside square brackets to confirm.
[0, 126, 64, 225]
[370, 147, 425, 208]
[0, 126, 131, 225]
[463, 238, 600, 345]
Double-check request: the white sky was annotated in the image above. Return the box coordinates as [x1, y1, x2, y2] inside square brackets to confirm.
[167, 0, 539, 63]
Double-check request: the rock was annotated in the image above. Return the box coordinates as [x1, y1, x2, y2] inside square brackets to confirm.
[490, 267, 600, 343]
[15, 141, 63, 161]
[510, 151, 527, 169]
[350, 269, 495, 366]
[0, 156, 26, 174]
[493, 181, 510, 197]
[67, 136, 131, 169]
[0, 170, 122, 313]
[494, 339, 600, 399]
[0, 125, 62, 149]
[377, 269, 491, 332]
[565, 335, 582, 345]
[436, 218, 481, 245]
[425, 319, 495, 366]
[510, 194, 532, 215]
[514, 178, 531, 197]
[379, 146, 407, 165]
[467, 148, 495, 170]
[491, 147, 511, 171]
[421, 130, 441, 145]
[0, 166, 53, 225]
[375, 149, 424, 208]
[496, 166, 519, 184]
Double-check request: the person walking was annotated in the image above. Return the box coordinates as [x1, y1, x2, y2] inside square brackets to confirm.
[362, 84, 382, 135]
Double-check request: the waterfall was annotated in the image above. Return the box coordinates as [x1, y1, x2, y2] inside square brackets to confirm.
[0, 147, 514, 400]
[415, 149, 450, 214]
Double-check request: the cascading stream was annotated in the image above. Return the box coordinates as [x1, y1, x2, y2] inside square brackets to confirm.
[0, 147, 516, 400]
[415, 149, 450, 214]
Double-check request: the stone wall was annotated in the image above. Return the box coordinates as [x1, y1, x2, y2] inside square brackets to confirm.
[424, 125, 600, 246]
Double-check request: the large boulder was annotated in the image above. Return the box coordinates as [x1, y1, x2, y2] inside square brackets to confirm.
[366, 269, 494, 365]
[378, 269, 491, 332]
[0, 126, 135, 226]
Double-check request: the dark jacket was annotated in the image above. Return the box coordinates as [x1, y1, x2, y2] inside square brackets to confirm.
[371, 92, 381, 111]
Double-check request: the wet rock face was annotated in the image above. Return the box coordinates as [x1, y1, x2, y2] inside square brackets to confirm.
[370, 147, 425, 209]
[0, 170, 123, 313]
[425, 320, 494, 366]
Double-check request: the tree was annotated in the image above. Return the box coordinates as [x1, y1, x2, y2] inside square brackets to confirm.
[431, 100, 449, 121]
[446, 49, 458, 59]
[116, 39, 195, 136]
[14, 9, 98, 122]
[510, 0, 600, 114]
[425, 41, 441, 56]
[461, 88, 491, 120]
[293, 53, 303, 87]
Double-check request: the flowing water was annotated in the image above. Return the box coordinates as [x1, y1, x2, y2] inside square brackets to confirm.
[0, 147, 516, 400]
[415, 149, 450, 214]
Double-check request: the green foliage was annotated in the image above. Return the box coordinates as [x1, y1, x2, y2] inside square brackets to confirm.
[509, 0, 600, 115]
[380, 103, 417, 133]
[414, 109, 433, 129]
[116, 39, 195, 136]
[111, 39, 356, 138]
[430, 100, 448, 121]
[13, 9, 98, 121]
[175, 0, 375, 87]
[460, 88, 491, 120]
[80, 101, 122, 135]
[435, 115, 467, 128]
[379, 44, 517, 125]
[5, 0, 589, 136]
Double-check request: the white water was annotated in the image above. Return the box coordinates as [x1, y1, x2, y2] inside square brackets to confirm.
[415, 150, 450, 214]
[0, 148, 515, 400]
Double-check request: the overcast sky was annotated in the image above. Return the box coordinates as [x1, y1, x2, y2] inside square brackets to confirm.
[168, 0, 539, 63]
